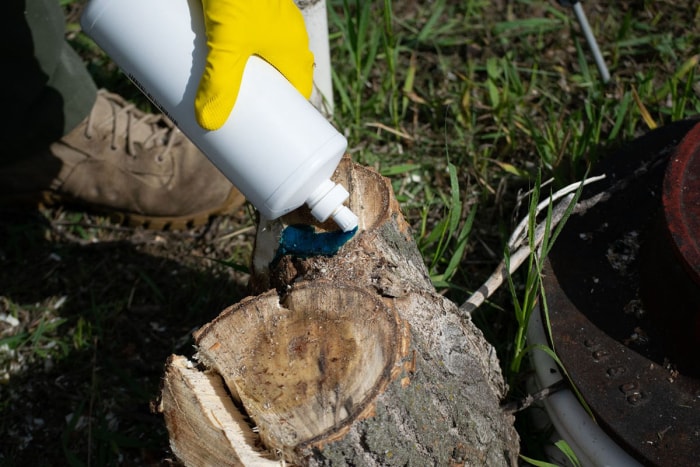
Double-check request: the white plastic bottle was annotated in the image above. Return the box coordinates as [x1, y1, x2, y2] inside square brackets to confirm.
[80, 0, 358, 232]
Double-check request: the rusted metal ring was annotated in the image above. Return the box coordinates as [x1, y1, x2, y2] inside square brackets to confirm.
[543, 118, 700, 466]
[663, 121, 700, 286]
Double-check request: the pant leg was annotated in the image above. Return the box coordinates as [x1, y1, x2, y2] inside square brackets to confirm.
[1, 0, 97, 161]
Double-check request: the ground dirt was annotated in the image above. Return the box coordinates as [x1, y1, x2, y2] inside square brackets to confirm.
[0, 207, 256, 465]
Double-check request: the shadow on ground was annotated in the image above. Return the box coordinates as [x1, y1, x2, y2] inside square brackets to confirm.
[0, 208, 254, 466]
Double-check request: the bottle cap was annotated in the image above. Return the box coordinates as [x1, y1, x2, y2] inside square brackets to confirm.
[307, 180, 358, 232]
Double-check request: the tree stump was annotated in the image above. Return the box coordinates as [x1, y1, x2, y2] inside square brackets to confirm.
[156, 157, 519, 466]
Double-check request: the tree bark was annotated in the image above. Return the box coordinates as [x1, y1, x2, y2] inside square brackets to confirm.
[156, 158, 519, 466]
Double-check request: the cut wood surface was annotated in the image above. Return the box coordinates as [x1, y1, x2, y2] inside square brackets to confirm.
[157, 157, 519, 466]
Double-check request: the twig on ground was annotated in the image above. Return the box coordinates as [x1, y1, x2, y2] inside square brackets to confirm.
[501, 380, 567, 414]
[459, 174, 606, 315]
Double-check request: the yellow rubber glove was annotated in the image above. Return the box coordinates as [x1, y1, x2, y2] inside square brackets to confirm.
[195, 0, 315, 131]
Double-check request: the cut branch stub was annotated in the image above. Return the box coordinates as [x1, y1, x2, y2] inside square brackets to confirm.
[158, 158, 519, 466]
[251, 155, 396, 291]
[192, 281, 410, 462]
[275, 155, 392, 233]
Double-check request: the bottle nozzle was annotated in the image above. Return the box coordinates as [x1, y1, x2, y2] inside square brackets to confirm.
[307, 180, 358, 232]
[331, 205, 359, 232]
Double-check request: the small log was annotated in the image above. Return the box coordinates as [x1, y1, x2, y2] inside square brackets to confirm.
[157, 157, 519, 465]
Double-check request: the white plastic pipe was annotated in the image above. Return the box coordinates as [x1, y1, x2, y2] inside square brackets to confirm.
[527, 307, 641, 467]
[296, 0, 335, 117]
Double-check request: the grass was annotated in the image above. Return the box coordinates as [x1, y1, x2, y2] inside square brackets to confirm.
[1, 0, 699, 465]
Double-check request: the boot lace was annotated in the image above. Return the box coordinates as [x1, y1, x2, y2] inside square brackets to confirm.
[83, 90, 180, 160]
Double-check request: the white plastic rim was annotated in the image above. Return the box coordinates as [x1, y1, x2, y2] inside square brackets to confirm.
[527, 306, 642, 467]
[81, 0, 354, 227]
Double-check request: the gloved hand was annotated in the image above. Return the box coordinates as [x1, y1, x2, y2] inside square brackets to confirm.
[195, 0, 314, 131]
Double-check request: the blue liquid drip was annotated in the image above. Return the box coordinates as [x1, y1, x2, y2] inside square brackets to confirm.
[273, 224, 358, 264]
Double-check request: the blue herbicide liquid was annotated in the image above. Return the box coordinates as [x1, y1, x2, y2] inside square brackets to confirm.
[273, 224, 358, 264]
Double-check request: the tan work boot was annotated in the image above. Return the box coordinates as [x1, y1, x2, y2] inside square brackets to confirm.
[1, 90, 245, 229]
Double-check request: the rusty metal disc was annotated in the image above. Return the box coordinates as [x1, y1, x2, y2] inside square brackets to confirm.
[543, 118, 700, 466]
[663, 121, 700, 286]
